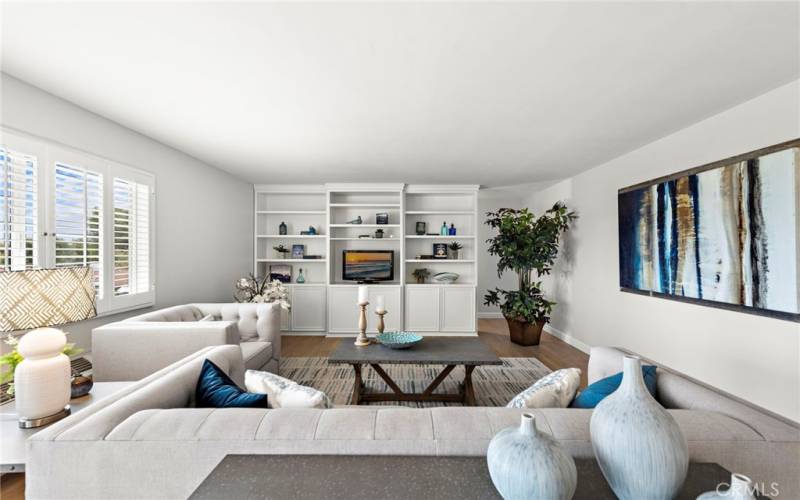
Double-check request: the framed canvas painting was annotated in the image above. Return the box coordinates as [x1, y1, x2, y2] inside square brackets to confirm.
[618, 139, 800, 321]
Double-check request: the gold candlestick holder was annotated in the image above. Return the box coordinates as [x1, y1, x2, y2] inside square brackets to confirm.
[355, 302, 370, 346]
[376, 310, 387, 334]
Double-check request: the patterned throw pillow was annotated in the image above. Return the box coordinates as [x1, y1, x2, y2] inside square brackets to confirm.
[507, 368, 582, 409]
[245, 370, 332, 409]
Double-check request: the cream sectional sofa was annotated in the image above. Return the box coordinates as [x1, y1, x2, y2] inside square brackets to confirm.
[91, 303, 281, 381]
[27, 345, 800, 499]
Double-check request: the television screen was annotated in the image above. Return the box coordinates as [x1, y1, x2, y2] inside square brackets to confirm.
[343, 250, 394, 282]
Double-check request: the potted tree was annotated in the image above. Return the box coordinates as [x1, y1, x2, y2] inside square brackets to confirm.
[484, 202, 576, 345]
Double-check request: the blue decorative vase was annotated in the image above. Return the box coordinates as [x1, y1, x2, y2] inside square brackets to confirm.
[590, 355, 689, 499]
[487, 413, 577, 500]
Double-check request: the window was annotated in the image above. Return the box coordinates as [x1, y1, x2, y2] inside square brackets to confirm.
[113, 178, 150, 296]
[0, 146, 38, 271]
[54, 162, 103, 297]
[1, 129, 155, 315]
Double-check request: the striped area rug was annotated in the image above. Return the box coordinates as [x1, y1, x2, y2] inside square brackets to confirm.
[280, 357, 551, 407]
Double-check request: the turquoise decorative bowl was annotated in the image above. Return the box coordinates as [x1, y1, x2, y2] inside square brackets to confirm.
[376, 331, 423, 349]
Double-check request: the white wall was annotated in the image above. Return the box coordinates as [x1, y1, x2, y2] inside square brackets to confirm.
[524, 80, 800, 421]
[1, 73, 253, 351]
[477, 190, 522, 316]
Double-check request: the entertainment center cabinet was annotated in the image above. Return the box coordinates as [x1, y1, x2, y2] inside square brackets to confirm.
[254, 183, 479, 336]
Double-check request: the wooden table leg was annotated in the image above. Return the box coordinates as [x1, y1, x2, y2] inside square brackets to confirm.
[463, 365, 476, 406]
[422, 365, 456, 396]
[351, 364, 363, 405]
[370, 364, 405, 395]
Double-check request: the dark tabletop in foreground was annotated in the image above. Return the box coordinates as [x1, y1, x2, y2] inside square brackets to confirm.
[190, 455, 768, 500]
[328, 337, 502, 365]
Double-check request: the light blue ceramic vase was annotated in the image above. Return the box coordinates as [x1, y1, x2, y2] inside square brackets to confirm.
[590, 355, 689, 500]
[487, 413, 577, 500]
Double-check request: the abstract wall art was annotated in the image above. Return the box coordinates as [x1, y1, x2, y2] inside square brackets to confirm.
[618, 139, 800, 321]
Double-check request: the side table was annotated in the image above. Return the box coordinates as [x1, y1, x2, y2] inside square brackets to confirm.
[0, 381, 133, 473]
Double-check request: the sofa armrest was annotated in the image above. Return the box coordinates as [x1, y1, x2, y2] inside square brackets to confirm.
[92, 321, 240, 382]
[259, 303, 281, 360]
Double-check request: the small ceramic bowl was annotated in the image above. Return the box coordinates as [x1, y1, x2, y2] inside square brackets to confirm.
[376, 331, 423, 349]
[433, 272, 460, 284]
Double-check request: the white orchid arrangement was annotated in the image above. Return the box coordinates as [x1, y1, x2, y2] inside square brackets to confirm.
[234, 273, 291, 310]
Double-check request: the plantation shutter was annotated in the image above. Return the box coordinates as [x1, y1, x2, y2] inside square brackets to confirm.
[113, 177, 151, 296]
[53, 162, 103, 298]
[0, 146, 38, 271]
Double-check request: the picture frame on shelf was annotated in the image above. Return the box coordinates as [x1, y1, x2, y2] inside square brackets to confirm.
[433, 243, 448, 259]
[292, 244, 305, 259]
[269, 264, 292, 283]
[376, 213, 389, 225]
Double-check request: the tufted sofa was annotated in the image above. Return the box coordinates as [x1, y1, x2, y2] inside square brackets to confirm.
[91, 303, 280, 381]
[26, 345, 800, 499]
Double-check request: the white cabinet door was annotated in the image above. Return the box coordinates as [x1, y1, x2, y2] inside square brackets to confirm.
[441, 287, 476, 332]
[280, 286, 292, 331]
[328, 286, 359, 333]
[367, 286, 402, 333]
[405, 287, 440, 332]
[291, 285, 326, 331]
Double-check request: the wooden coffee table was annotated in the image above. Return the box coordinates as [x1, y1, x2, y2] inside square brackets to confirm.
[328, 337, 501, 405]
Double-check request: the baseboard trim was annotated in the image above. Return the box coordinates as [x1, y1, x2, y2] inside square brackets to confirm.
[280, 331, 327, 337]
[325, 331, 478, 338]
[543, 324, 590, 354]
[477, 312, 504, 319]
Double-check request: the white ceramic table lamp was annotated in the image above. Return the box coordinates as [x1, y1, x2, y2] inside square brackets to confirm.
[14, 328, 72, 423]
[0, 267, 97, 428]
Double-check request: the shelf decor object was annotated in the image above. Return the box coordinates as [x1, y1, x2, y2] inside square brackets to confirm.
[487, 413, 577, 500]
[590, 355, 689, 499]
[375, 295, 387, 333]
[433, 272, 459, 284]
[618, 139, 800, 321]
[0, 267, 96, 428]
[375, 331, 422, 349]
[355, 286, 370, 347]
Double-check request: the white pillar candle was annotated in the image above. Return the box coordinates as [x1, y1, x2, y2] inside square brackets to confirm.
[357, 286, 369, 305]
[375, 295, 385, 313]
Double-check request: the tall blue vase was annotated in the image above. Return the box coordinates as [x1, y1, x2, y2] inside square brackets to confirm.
[487, 413, 577, 500]
[590, 355, 689, 499]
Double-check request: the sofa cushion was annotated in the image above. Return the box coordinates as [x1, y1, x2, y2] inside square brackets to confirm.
[571, 365, 657, 409]
[507, 368, 581, 409]
[241, 341, 273, 370]
[196, 360, 268, 409]
[245, 369, 331, 409]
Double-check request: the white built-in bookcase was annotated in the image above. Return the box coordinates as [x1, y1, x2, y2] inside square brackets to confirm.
[253, 183, 479, 336]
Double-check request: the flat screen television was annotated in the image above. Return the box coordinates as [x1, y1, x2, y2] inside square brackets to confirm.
[342, 250, 394, 283]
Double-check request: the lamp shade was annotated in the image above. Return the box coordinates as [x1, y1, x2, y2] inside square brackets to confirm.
[0, 266, 96, 332]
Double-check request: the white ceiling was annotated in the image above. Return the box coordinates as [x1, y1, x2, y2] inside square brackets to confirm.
[1, 2, 798, 187]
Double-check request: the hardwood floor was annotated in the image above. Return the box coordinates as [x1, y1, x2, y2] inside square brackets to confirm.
[0, 318, 587, 500]
[0, 472, 24, 500]
[284, 318, 589, 387]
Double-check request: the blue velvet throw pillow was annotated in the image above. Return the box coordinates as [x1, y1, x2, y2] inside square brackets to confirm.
[196, 359, 268, 408]
[570, 365, 658, 409]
